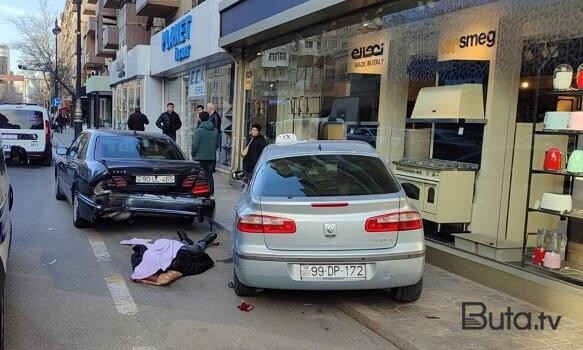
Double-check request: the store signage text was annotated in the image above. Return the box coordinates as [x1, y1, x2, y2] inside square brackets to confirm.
[115, 60, 125, 79]
[161, 15, 193, 62]
[459, 30, 496, 48]
[348, 31, 389, 75]
[189, 66, 206, 98]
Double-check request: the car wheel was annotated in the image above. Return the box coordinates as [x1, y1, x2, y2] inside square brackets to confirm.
[42, 155, 52, 167]
[391, 278, 423, 302]
[233, 270, 257, 297]
[55, 177, 65, 200]
[72, 191, 90, 228]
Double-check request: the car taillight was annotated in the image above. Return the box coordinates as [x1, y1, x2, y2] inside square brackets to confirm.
[365, 211, 422, 232]
[112, 176, 127, 188]
[44, 120, 51, 141]
[94, 176, 127, 194]
[181, 175, 197, 188]
[192, 180, 210, 196]
[237, 214, 296, 234]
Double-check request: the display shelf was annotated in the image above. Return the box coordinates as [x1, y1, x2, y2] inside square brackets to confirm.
[537, 89, 583, 97]
[528, 207, 583, 220]
[522, 259, 583, 286]
[532, 169, 583, 177]
[535, 130, 583, 136]
[405, 118, 488, 124]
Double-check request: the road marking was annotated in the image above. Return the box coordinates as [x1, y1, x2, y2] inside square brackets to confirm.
[88, 235, 111, 262]
[105, 274, 139, 316]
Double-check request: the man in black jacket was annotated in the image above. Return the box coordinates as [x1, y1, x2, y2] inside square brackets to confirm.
[127, 107, 149, 131]
[156, 103, 182, 140]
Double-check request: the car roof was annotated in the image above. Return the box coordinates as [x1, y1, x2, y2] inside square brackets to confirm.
[264, 140, 378, 159]
[0, 103, 47, 112]
[85, 129, 170, 139]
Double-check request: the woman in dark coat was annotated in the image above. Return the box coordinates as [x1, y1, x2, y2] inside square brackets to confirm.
[242, 124, 267, 181]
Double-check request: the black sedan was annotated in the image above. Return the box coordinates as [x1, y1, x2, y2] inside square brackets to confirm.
[54, 129, 215, 228]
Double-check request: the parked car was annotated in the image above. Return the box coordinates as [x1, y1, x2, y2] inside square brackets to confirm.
[54, 130, 215, 228]
[0, 140, 14, 349]
[231, 139, 424, 301]
[347, 127, 377, 147]
[0, 103, 52, 166]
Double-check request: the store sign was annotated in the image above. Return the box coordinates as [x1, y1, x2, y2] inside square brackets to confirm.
[115, 59, 126, 79]
[438, 20, 499, 61]
[189, 66, 206, 98]
[347, 31, 389, 75]
[161, 15, 193, 62]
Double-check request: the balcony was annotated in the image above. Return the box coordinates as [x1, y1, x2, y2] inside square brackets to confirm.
[84, 17, 96, 37]
[87, 0, 98, 4]
[82, 2, 96, 15]
[103, 0, 120, 8]
[136, 0, 179, 18]
[103, 26, 119, 50]
[85, 50, 106, 69]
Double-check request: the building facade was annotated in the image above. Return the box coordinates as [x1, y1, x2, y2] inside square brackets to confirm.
[219, 0, 583, 320]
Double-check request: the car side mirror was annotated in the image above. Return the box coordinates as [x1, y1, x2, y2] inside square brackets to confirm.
[56, 147, 68, 156]
[232, 170, 245, 181]
[8, 186, 13, 211]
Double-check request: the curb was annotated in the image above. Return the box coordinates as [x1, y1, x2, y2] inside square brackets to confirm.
[336, 302, 418, 350]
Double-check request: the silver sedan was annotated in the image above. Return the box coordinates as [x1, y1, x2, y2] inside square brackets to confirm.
[232, 140, 424, 302]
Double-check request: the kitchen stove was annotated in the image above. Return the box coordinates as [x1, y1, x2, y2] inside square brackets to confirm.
[393, 158, 477, 225]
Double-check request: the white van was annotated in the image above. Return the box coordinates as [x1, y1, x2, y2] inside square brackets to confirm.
[0, 104, 52, 166]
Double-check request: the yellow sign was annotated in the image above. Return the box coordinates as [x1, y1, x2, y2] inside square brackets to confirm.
[347, 31, 389, 75]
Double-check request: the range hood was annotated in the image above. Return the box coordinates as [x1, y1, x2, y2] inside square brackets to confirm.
[411, 84, 485, 119]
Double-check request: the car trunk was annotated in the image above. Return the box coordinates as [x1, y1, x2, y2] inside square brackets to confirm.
[100, 159, 200, 194]
[261, 196, 401, 251]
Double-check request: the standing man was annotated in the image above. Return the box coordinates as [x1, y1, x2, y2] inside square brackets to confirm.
[195, 104, 204, 127]
[156, 102, 182, 141]
[127, 107, 149, 131]
[191, 111, 218, 194]
[207, 103, 221, 133]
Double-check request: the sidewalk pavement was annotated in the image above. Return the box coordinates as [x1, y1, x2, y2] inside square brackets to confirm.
[53, 128, 583, 349]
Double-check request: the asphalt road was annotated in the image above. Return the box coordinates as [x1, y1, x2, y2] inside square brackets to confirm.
[3, 161, 396, 350]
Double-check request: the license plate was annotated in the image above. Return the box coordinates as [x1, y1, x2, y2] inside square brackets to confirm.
[1, 134, 17, 140]
[299, 264, 366, 281]
[135, 175, 175, 184]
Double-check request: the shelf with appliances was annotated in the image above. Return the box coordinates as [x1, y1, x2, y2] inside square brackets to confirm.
[521, 77, 583, 282]
[405, 118, 488, 125]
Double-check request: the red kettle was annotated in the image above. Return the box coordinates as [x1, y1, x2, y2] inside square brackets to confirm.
[544, 148, 566, 171]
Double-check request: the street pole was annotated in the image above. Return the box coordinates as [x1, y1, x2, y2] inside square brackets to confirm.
[74, 0, 82, 137]
[52, 19, 60, 118]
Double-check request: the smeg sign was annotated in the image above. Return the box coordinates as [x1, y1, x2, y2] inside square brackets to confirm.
[458, 30, 496, 48]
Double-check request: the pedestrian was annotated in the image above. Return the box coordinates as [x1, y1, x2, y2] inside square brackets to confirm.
[55, 113, 65, 133]
[242, 124, 267, 184]
[195, 104, 204, 127]
[127, 107, 149, 131]
[207, 103, 221, 133]
[156, 103, 182, 141]
[191, 111, 218, 195]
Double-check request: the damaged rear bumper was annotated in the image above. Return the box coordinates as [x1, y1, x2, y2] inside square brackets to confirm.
[77, 192, 215, 220]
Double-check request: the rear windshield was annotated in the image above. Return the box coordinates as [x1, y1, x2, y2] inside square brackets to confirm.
[254, 155, 400, 197]
[95, 136, 184, 160]
[0, 109, 44, 130]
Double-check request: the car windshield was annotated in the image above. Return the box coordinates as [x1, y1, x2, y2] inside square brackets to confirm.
[0, 109, 44, 130]
[95, 136, 184, 160]
[254, 154, 400, 197]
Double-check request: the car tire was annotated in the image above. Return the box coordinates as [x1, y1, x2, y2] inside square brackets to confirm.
[233, 270, 257, 297]
[55, 177, 65, 200]
[42, 155, 52, 167]
[72, 191, 90, 228]
[391, 278, 423, 302]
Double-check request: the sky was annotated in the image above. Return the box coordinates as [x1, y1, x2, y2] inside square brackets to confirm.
[0, 1, 65, 73]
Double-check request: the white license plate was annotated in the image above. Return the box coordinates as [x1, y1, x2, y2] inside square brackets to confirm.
[299, 264, 366, 281]
[1, 134, 17, 140]
[135, 175, 175, 184]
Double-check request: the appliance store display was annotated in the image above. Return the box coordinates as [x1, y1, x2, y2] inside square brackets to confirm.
[567, 150, 583, 173]
[543, 147, 566, 171]
[411, 84, 485, 120]
[539, 192, 573, 213]
[568, 111, 583, 130]
[542, 230, 566, 270]
[393, 158, 477, 226]
[543, 112, 571, 130]
[553, 64, 574, 90]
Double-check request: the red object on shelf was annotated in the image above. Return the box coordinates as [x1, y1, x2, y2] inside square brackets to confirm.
[578, 69, 583, 89]
[544, 148, 564, 171]
[533, 247, 546, 265]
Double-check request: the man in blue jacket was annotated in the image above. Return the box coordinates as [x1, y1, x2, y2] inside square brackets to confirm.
[191, 112, 218, 194]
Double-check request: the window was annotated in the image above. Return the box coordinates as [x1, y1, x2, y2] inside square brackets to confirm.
[268, 53, 278, 61]
[67, 133, 85, 159]
[95, 136, 184, 160]
[304, 41, 313, 48]
[278, 52, 287, 61]
[326, 40, 337, 49]
[76, 134, 90, 160]
[0, 109, 44, 130]
[254, 155, 400, 197]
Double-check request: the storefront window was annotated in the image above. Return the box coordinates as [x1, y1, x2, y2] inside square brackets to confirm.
[112, 78, 143, 130]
